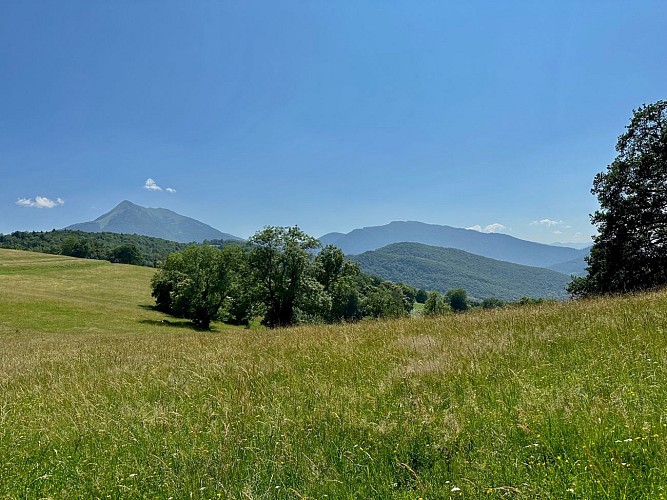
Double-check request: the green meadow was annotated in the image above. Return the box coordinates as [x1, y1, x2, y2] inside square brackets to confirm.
[2, 248, 667, 498]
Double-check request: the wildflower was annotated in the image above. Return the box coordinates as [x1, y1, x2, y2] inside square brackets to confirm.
[451, 486, 461, 492]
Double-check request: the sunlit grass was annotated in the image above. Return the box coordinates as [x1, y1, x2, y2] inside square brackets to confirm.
[2, 248, 667, 497]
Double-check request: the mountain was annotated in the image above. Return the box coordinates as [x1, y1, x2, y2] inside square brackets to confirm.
[548, 256, 588, 276]
[551, 242, 593, 250]
[65, 200, 242, 243]
[320, 221, 589, 268]
[350, 242, 572, 301]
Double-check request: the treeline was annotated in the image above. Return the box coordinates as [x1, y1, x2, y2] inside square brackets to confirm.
[0, 230, 192, 266]
[152, 226, 418, 329]
[420, 289, 546, 316]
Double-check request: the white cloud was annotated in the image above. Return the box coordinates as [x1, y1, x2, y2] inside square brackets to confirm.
[144, 178, 176, 193]
[553, 230, 563, 235]
[466, 223, 506, 233]
[16, 196, 64, 209]
[484, 223, 506, 233]
[531, 218, 563, 227]
[144, 178, 162, 191]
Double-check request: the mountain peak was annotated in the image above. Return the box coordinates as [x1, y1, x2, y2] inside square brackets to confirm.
[116, 200, 139, 208]
[65, 201, 242, 243]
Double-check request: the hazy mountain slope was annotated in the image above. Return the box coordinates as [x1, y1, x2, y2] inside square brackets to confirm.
[548, 256, 588, 276]
[320, 221, 588, 268]
[350, 242, 572, 300]
[66, 200, 242, 243]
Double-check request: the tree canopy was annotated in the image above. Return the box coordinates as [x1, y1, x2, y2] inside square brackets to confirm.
[150, 226, 418, 329]
[151, 245, 241, 329]
[569, 100, 667, 296]
[248, 226, 321, 327]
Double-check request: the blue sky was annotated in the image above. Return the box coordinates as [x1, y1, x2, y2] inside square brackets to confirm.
[1, 1, 665, 244]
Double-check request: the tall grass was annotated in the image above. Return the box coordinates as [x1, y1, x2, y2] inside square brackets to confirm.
[1, 249, 667, 498]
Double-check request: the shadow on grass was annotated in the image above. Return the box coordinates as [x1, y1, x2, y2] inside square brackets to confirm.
[138, 319, 214, 332]
[138, 304, 159, 311]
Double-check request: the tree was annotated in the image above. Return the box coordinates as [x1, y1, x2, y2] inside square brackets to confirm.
[445, 288, 468, 312]
[359, 281, 408, 319]
[415, 289, 428, 304]
[313, 245, 362, 322]
[481, 297, 504, 310]
[151, 245, 238, 329]
[248, 226, 320, 327]
[61, 236, 92, 258]
[109, 243, 142, 265]
[424, 290, 448, 316]
[568, 100, 667, 296]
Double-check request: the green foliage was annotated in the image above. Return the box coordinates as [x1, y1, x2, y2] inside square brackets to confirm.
[151, 245, 242, 329]
[109, 243, 142, 265]
[358, 280, 408, 319]
[352, 242, 571, 301]
[424, 290, 449, 316]
[248, 226, 321, 327]
[0, 230, 187, 267]
[570, 100, 667, 296]
[415, 288, 428, 303]
[481, 297, 505, 309]
[516, 297, 545, 306]
[313, 245, 363, 322]
[445, 288, 469, 312]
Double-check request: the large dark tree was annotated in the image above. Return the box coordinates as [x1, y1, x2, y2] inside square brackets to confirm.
[151, 245, 240, 329]
[569, 100, 667, 296]
[248, 226, 320, 327]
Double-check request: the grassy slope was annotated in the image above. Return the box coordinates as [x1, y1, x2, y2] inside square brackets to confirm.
[2, 249, 667, 498]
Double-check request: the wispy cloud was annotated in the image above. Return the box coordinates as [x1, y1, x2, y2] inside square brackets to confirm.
[16, 196, 64, 209]
[531, 218, 563, 227]
[466, 223, 507, 233]
[144, 178, 162, 191]
[144, 178, 176, 193]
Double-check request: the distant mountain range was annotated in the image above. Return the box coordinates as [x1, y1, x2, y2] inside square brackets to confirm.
[65, 200, 242, 243]
[350, 242, 572, 300]
[319, 221, 589, 270]
[63, 205, 588, 297]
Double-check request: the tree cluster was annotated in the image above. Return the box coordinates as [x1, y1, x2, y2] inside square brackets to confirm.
[423, 288, 470, 316]
[569, 100, 667, 297]
[151, 226, 417, 329]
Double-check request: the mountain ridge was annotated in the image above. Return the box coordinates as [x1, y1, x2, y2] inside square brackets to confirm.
[320, 220, 588, 269]
[65, 200, 242, 243]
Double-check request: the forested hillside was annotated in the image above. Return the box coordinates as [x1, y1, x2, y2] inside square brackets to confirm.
[0, 230, 189, 267]
[351, 242, 571, 300]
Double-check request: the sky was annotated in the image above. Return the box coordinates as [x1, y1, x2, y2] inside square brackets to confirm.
[1, 1, 665, 244]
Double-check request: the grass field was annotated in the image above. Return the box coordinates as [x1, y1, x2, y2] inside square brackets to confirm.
[2, 248, 667, 498]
